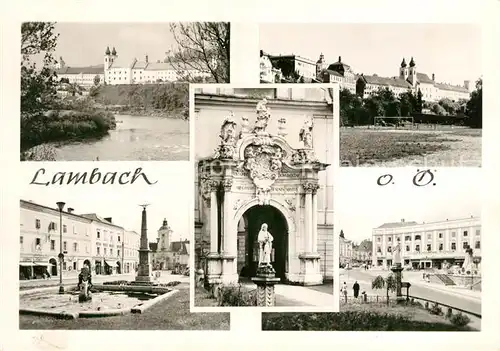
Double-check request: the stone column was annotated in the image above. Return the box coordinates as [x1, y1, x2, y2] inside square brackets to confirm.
[134, 206, 152, 285]
[304, 191, 313, 253]
[252, 275, 281, 307]
[312, 189, 318, 253]
[206, 181, 222, 284]
[221, 177, 237, 284]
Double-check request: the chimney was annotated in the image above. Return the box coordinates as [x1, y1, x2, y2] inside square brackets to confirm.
[338, 56, 342, 62]
[145, 54, 149, 63]
[67, 208, 74, 214]
[432, 73, 435, 81]
[104, 217, 112, 223]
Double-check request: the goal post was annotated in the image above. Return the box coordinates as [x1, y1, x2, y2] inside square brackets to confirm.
[373, 116, 415, 129]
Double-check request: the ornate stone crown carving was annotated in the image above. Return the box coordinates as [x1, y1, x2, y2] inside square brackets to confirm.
[303, 182, 320, 194]
[214, 113, 237, 159]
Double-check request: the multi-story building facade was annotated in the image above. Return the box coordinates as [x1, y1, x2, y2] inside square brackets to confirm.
[150, 218, 190, 270]
[261, 51, 474, 102]
[372, 217, 481, 270]
[19, 200, 141, 279]
[81, 213, 125, 275]
[353, 243, 372, 264]
[123, 230, 140, 274]
[339, 232, 353, 267]
[20, 200, 93, 279]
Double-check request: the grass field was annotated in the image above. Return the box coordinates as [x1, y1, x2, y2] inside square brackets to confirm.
[262, 303, 477, 331]
[340, 127, 481, 167]
[20, 284, 230, 330]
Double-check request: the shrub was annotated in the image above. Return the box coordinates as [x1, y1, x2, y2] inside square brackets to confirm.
[429, 302, 443, 316]
[165, 281, 181, 287]
[446, 307, 453, 319]
[216, 284, 256, 306]
[449, 312, 471, 327]
[424, 301, 429, 310]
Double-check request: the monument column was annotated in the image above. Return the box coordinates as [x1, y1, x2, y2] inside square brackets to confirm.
[221, 177, 237, 284]
[134, 205, 152, 284]
[304, 189, 313, 253]
[205, 180, 222, 285]
[210, 183, 218, 253]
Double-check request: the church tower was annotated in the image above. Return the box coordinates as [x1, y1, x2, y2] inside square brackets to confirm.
[104, 46, 112, 70]
[399, 58, 408, 81]
[408, 57, 417, 87]
[316, 53, 327, 81]
[158, 218, 172, 251]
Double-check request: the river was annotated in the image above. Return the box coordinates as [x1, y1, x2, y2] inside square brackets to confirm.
[53, 114, 189, 161]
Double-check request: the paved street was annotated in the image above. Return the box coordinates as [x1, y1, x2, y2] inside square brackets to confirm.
[340, 268, 481, 315]
[20, 270, 188, 290]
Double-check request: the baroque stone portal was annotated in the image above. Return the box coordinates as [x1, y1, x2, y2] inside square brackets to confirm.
[200, 98, 329, 286]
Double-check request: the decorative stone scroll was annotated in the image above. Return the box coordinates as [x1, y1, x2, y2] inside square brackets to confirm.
[214, 113, 238, 159]
[222, 178, 233, 192]
[291, 149, 318, 164]
[243, 138, 285, 205]
[303, 182, 320, 194]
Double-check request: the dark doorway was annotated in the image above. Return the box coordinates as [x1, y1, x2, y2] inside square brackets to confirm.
[240, 205, 288, 280]
[49, 258, 57, 276]
[116, 261, 121, 274]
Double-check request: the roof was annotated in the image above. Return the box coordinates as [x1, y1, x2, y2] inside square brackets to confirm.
[56, 65, 104, 75]
[144, 62, 175, 71]
[434, 82, 469, 93]
[362, 74, 412, 89]
[416, 72, 434, 84]
[20, 200, 92, 222]
[170, 240, 189, 255]
[109, 57, 134, 69]
[326, 69, 343, 78]
[377, 221, 418, 229]
[131, 60, 148, 69]
[80, 213, 124, 229]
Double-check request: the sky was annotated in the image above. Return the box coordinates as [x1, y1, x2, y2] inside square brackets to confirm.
[336, 168, 481, 244]
[20, 162, 191, 243]
[260, 23, 481, 86]
[52, 23, 179, 67]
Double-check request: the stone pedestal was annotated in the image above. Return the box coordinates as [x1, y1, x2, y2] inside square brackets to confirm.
[220, 254, 238, 284]
[251, 264, 281, 307]
[205, 252, 222, 284]
[391, 263, 405, 304]
[296, 253, 323, 285]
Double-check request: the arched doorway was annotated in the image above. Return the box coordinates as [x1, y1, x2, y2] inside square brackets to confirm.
[49, 258, 57, 276]
[116, 261, 121, 274]
[238, 205, 288, 279]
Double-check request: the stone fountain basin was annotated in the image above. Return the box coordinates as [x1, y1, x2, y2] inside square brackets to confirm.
[19, 284, 177, 319]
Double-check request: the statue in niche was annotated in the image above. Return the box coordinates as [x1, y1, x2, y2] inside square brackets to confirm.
[214, 113, 237, 159]
[253, 98, 271, 134]
[299, 117, 314, 149]
[258, 223, 274, 265]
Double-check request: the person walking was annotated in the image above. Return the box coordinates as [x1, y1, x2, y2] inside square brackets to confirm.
[353, 281, 360, 298]
[341, 282, 348, 302]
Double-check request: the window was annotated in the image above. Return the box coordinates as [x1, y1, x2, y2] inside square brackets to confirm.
[451, 242, 456, 250]
[110, 249, 113, 256]
[427, 234, 432, 240]
[377, 247, 381, 253]
[475, 241, 481, 249]
[118, 249, 120, 257]
[49, 222, 57, 231]
[63, 241, 67, 251]
[451, 232, 456, 237]
[387, 247, 392, 253]
[427, 244, 431, 252]
[35, 219, 41, 229]
[405, 245, 410, 252]
[439, 243, 443, 251]
[415, 245, 420, 252]
[97, 247, 100, 255]
[463, 242, 469, 249]
[118, 236, 121, 242]
[50, 240, 55, 251]
[20, 236, 23, 245]
[35, 238, 41, 246]
[476, 229, 481, 236]
[377, 237, 381, 242]
[73, 242, 78, 252]
[97, 230, 101, 239]
[463, 230, 468, 237]
[104, 248, 107, 255]
[405, 235, 411, 241]
[438, 233, 443, 239]
[388, 237, 392, 242]
[415, 235, 421, 240]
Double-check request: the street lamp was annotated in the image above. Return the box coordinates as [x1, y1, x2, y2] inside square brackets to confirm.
[56, 201, 65, 294]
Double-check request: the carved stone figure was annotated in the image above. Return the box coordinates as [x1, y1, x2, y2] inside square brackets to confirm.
[277, 117, 287, 137]
[299, 117, 314, 149]
[303, 182, 320, 194]
[257, 223, 274, 265]
[78, 265, 92, 302]
[291, 149, 318, 164]
[253, 98, 271, 134]
[241, 115, 250, 134]
[214, 114, 237, 159]
[393, 239, 402, 266]
[462, 246, 474, 274]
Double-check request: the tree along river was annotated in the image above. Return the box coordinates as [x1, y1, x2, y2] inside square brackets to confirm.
[52, 114, 189, 161]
